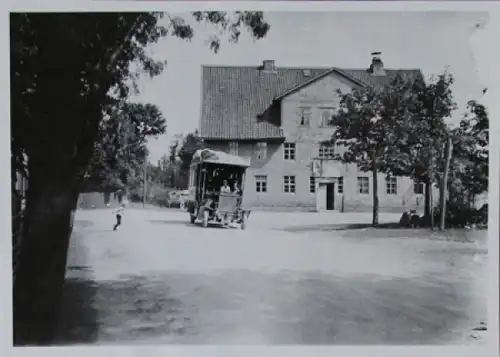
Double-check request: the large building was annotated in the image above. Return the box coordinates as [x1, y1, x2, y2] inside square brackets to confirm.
[199, 55, 433, 212]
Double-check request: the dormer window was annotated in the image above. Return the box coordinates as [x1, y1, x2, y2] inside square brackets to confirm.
[319, 108, 335, 127]
[255, 142, 267, 160]
[299, 107, 312, 127]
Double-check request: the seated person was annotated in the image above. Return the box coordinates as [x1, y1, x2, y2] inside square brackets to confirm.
[201, 189, 218, 207]
[220, 180, 231, 193]
[232, 182, 242, 195]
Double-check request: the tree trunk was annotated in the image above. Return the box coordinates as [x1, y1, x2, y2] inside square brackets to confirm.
[104, 191, 111, 205]
[13, 165, 77, 345]
[424, 181, 432, 218]
[372, 163, 379, 226]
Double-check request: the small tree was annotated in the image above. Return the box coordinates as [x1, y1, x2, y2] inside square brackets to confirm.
[85, 102, 166, 193]
[449, 99, 489, 207]
[383, 71, 456, 222]
[153, 154, 172, 187]
[177, 130, 205, 188]
[331, 75, 415, 225]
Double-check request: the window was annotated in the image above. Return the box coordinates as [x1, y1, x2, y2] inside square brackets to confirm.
[414, 181, 424, 194]
[309, 176, 316, 193]
[320, 108, 335, 127]
[318, 143, 335, 159]
[255, 142, 267, 160]
[337, 177, 344, 194]
[284, 176, 296, 193]
[299, 107, 312, 127]
[386, 176, 397, 195]
[284, 143, 296, 160]
[255, 175, 267, 193]
[228, 142, 238, 156]
[357, 177, 369, 194]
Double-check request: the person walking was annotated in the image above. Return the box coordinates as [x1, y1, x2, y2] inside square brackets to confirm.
[112, 203, 125, 231]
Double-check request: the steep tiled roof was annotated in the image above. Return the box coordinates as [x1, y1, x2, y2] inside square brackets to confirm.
[200, 65, 422, 140]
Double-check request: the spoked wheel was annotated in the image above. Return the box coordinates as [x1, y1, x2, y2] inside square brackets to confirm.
[202, 210, 209, 228]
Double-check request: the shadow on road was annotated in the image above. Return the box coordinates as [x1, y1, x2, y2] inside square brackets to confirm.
[282, 223, 487, 243]
[83, 229, 115, 234]
[52, 269, 483, 345]
[53, 229, 100, 345]
[148, 219, 194, 228]
[53, 277, 100, 345]
[55, 274, 192, 344]
[282, 222, 400, 233]
[73, 220, 94, 229]
[148, 219, 228, 229]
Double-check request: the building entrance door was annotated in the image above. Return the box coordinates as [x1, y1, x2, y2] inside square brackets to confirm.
[326, 182, 335, 210]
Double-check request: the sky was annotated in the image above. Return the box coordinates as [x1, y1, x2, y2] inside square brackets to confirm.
[131, 11, 489, 163]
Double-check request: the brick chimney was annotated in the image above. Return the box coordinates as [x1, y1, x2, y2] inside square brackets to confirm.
[369, 52, 386, 76]
[261, 60, 276, 72]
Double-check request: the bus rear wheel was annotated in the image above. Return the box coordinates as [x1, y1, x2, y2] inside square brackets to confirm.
[202, 210, 209, 228]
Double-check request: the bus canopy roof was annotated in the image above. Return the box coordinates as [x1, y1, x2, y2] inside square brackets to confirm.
[191, 149, 251, 168]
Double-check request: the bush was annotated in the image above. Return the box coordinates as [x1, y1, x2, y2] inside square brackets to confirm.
[129, 192, 143, 203]
[409, 213, 421, 228]
[152, 197, 169, 207]
[433, 202, 488, 228]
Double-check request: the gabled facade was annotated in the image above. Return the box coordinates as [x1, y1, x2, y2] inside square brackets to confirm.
[199, 56, 434, 212]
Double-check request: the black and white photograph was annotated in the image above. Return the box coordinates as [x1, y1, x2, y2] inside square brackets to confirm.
[10, 7, 494, 349]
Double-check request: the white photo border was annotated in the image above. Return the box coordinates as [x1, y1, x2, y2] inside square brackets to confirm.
[2, 2, 499, 357]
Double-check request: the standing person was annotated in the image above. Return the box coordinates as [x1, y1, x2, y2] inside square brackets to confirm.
[112, 203, 125, 231]
[233, 182, 242, 208]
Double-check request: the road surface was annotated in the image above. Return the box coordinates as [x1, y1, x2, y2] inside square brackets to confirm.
[54, 208, 488, 345]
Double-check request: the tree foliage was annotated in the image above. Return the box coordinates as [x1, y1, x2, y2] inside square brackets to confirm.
[384, 72, 456, 219]
[448, 100, 489, 205]
[383, 72, 456, 182]
[178, 131, 204, 175]
[132, 129, 206, 196]
[165, 130, 205, 189]
[191, 11, 270, 53]
[331, 74, 417, 225]
[148, 154, 172, 187]
[331, 68, 488, 227]
[85, 102, 166, 192]
[11, 11, 270, 186]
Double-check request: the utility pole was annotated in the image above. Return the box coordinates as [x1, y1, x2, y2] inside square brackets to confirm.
[143, 154, 148, 208]
[122, 118, 130, 202]
[439, 137, 453, 231]
[429, 98, 437, 229]
[429, 181, 434, 228]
